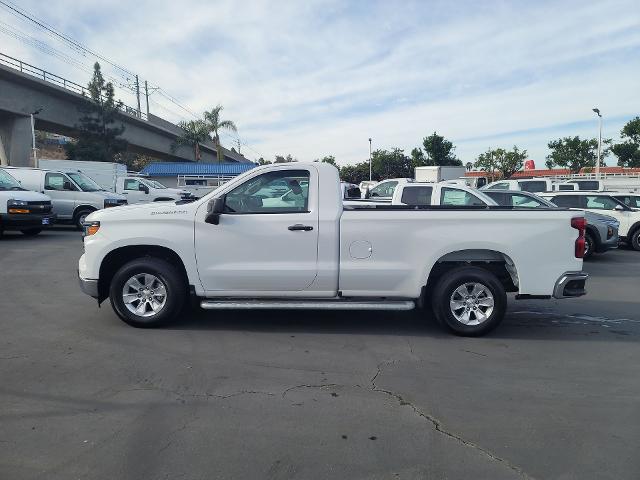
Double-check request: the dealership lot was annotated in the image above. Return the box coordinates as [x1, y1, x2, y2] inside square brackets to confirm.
[1, 228, 639, 480]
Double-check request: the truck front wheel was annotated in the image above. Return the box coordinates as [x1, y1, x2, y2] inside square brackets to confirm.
[431, 267, 507, 336]
[109, 258, 186, 328]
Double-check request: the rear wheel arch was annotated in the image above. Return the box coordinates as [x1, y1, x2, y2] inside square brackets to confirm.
[98, 245, 190, 303]
[419, 249, 518, 309]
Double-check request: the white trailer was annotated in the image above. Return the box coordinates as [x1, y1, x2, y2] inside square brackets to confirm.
[415, 166, 466, 183]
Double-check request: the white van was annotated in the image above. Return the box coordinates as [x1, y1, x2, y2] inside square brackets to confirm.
[5, 167, 127, 228]
[482, 178, 554, 193]
[0, 168, 55, 237]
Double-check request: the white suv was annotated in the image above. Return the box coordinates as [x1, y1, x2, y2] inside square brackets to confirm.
[541, 191, 640, 250]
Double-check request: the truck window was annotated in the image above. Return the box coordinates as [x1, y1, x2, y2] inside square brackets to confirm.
[571, 180, 600, 190]
[615, 195, 640, 208]
[401, 186, 432, 205]
[124, 179, 142, 190]
[487, 182, 509, 190]
[441, 187, 485, 206]
[550, 195, 581, 208]
[369, 181, 398, 198]
[519, 181, 547, 193]
[45, 172, 75, 191]
[585, 195, 620, 210]
[557, 184, 576, 191]
[225, 170, 310, 213]
[509, 193, 545, 208]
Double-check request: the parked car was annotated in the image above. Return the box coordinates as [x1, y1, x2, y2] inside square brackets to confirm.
[79, 162, 588, 336]
[3, 166, 126, 228]
[540, 191, 640, 250]
[609, 192, 640, 209]
[481, 178, 554, 193]
[115, 176, 193, 204]
[391, 182, 495, 206]
[0, 168, 55, 237]
[364, 178, 412, 201]
[484, 190, 619, 258]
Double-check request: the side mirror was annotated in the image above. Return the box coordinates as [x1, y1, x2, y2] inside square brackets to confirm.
[205, 196, 225, 225]
[614, 204, 625, 211]
[63, 180, 72, 191]
[139, 183, 149, 194]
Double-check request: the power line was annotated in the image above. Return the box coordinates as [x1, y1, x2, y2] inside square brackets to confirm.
[0, 0, 135, 80]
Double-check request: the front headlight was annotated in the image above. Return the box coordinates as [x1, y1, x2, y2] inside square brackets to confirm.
[82, 221, 100, 237]
[8, 199, 29, 213]
[104, 198, 124, 208]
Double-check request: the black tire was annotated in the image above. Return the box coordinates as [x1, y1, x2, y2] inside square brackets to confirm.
[109, 257, 186, 328]
[631, 228, 640, 251]
[431, 266, 507, 336]
[74, 209, 94, 230]
[21, 228, 42, 236]
[583, 232, 595, 259]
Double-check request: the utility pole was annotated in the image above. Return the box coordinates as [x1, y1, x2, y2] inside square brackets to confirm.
[30, 107, 43, 168]
[592, 108, 602, 180]
[135, 75, 141, 117]
[144, 80, 150, 118]
[368, 138, 372, 181]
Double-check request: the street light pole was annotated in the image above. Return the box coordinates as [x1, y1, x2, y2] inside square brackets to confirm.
[368, 138, 372, 181]
[593, 108, 602, 180]
[30, 107, 43, 168]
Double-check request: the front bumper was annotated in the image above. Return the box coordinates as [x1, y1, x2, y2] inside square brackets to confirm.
[597, 232, 619, 253]
[0, 213, 56, 230]
[78, 270, 99, 299]
[553, 272, 589, 299]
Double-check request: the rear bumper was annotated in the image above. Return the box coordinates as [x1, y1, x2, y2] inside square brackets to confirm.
[0, 213, 56, 230]
[553, 272, 589, 299]
[78, 271, 99, 299]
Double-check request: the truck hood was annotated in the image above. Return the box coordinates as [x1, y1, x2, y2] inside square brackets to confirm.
[583, 210, 619, 227]
[0, 189, 51, 202]
[86, 199, 196, 222]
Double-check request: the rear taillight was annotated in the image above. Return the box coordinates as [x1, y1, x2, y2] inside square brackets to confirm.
[571, 217, 586, 258]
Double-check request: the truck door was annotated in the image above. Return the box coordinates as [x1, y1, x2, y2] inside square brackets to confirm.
[44, 172, 78, 220]
[194, 167, 319, 292]
[121, 178, 148, 203]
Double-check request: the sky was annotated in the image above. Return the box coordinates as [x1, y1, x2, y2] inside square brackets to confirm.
[1, 0, 639, 166]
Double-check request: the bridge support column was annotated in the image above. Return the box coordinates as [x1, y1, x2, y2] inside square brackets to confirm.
[0, 114, 32, 167]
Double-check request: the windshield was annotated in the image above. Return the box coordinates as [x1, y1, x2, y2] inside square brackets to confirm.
[67, 172, 102, 192]
[0, 169, 23, 190]
[149, 180, 168, 189]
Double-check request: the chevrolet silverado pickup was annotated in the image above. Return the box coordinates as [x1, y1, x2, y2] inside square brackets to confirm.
[78, 162, 588, 336]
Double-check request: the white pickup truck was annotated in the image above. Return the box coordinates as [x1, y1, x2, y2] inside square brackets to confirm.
[78, 162, 588, 336]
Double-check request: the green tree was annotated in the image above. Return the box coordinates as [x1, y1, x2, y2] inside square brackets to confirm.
[203, 104, 237, 163]
[421, 132, 462, 166]
[546, 136, 607, 173]
[174, 119, 209, 161]
[339, 162, 370, 184]
[257, 157, 271, 165]
[410, 147, 426, 167]
[64, 62, 127, 162]
[371, 148, 413, 180]
[474, 146, 527, 180]
[315, 155, 337, 166]
[612, 117, 640, 167]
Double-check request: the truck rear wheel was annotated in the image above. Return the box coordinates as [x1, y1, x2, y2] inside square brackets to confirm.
[109, 258, 186, 328]
[432, 266, 507, 336]
[583, 232, 595, 259]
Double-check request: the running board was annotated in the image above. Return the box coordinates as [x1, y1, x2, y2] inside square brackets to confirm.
[199, 299, 415, 311]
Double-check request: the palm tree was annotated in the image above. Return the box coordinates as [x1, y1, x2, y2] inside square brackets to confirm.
[203, 105, 237, 163]
[175, 120, 209, 161]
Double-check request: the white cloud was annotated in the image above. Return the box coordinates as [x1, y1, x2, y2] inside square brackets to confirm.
[1, 0, 639, 165]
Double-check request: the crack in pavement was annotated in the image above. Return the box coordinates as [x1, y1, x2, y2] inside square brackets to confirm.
[281, 360, 534, 480]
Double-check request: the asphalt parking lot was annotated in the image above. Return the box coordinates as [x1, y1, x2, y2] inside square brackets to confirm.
[1, 228, 639, 480]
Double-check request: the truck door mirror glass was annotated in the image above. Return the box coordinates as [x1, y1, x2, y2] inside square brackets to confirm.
[614, 204, 625, 211]
[138, 183, 149, 193]
[205, 196, 226, 225]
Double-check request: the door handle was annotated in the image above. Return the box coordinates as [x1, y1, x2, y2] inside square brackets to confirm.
[288, 224, 313, 231]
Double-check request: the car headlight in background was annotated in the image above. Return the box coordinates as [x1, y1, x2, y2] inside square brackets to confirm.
[7, 199, 29, 214]
[104, 198, 127, 208]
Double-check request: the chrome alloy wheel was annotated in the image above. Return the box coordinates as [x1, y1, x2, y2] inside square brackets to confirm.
[449, 282, 495, 326]
[122, 273, 167, 317]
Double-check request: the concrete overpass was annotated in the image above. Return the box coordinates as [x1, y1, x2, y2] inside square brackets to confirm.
[0, 54, 251, 167]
